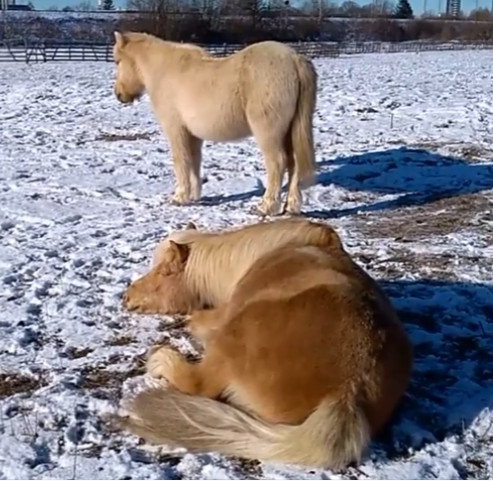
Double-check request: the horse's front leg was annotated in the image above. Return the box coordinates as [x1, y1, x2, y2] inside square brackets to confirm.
[168, 128, 202, 205]
[146, 345, 227, 398]
[189, 135, 203, 202]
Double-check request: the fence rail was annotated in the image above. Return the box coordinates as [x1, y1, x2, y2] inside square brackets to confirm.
[2, 39, 493, 63]
[0, 40, 112, 62]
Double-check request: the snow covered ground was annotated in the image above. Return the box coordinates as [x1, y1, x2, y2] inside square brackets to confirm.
[1, 49, 493, 480]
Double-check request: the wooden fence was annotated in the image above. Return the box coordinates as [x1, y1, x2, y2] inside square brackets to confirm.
[1, 38, 493, 63]
[0, 39, 111, 63]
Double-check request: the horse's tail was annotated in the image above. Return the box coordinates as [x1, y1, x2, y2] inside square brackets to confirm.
[113, 387, 369, 470]
[289, 54, 318, 188]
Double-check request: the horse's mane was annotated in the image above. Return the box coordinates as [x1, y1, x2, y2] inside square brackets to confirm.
[121, 31, 208, 57]
[176, 219, 341, 306]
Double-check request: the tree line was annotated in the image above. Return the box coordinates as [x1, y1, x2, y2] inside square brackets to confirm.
[113, 0, 493, 43]
[2, 0, 493, 44]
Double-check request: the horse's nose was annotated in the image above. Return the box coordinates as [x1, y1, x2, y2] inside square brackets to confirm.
[116, 91, 122, 102]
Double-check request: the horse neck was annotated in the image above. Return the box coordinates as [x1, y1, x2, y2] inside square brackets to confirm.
[184, 238, 239, 307]
[127, 41, 175, 89]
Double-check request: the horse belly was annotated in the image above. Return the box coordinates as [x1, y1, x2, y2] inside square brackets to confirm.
[186, 111, 251, 142]
[178, 92, 250, 142]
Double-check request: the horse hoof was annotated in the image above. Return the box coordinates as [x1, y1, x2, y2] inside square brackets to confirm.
[251, 200, 283, 217]
[281, 205, 302, 217]
[170, 198, 186, 206]
[249, 205, 268, 217]
[169, 193, 194, 206]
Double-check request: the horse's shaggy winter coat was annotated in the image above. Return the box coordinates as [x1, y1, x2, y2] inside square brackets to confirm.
[114, 230, 413, 469]
[123, 218, 341, 314]
[112, 31, 318, 215]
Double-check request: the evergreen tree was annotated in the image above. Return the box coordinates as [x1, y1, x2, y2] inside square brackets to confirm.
[101, 0, 115, 10]
[394, 0, 414, 18]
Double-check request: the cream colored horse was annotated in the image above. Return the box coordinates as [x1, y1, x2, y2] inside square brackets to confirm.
[112, 31, 318, 216]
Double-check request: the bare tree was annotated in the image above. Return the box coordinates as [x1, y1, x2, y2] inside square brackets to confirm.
[241, 0, 267, 29]
[75, 1, 94, 11]
[339, 0, 363, 17]
[469, 7, 493, 20]
[126, 0, 172, 11]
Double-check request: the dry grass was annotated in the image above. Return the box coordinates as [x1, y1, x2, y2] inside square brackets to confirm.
[0, 373, 47, 399]
[105, 334, 136, 347]
[95, 132, 155, 142]
[354, 192, 492, 241]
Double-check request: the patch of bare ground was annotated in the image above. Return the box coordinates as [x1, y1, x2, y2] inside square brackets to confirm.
[156, 316, 203, 361]
[227, 457, 263, 479]
[105, 334, 136, 346]
[95, 131, 155, 142]
[65, 346, 93, 359]
[0, 372, 47, 399]
[354, 192, 492, 241]
[78, 355, 145, 399]
[359, 248, 493, 282]
[388, 140, 493, 162]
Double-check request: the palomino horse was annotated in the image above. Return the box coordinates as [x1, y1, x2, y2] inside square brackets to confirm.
[113, 220, 413, 469]
[112, 31, 318, 216]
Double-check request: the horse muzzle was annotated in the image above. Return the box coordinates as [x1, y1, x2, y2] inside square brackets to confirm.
[115, 91, 133, 104]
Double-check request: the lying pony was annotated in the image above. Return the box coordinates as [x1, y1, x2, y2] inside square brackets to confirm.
[115, 220, 413, 470]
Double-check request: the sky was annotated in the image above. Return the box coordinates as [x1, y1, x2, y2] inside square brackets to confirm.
[28, 0, 491, 17]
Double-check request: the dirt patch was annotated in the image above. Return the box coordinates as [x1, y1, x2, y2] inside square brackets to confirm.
[354, 192, 492, 241]
[105, 334, 135, 347]
[78, 356, 145, 393]
[65, 346, 93, 359]
[388, 140, 493, 161]
[228, 457, 263, 479]
[95, 132, 155, 142]
[0, 372, 47, 399]
[366, 251, 460, 281]
[157, 316, 189, 332]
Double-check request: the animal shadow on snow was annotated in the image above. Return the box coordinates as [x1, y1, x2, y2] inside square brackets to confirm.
[307, 147, 493, 218]
[198, 147, 493, 213]
[375, 278, 493, 463]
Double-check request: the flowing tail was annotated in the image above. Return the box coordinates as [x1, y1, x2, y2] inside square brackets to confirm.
[289, 54, 318, 189]
[112, 388, 370, 470]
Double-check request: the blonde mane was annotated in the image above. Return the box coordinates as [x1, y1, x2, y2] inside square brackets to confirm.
[167, 219, 341, 307]
[118, 31, 209, 62]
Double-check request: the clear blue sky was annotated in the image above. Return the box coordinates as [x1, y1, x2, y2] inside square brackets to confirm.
[30, 0, 489, 16]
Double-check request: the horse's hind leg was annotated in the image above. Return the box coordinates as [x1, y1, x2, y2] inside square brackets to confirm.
[283, 135, 302, 215]
[168, 127, 203, 205]
[250, 132, 287, 216]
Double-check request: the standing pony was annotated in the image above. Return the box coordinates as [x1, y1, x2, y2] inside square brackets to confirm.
[112, 31, 318, 216]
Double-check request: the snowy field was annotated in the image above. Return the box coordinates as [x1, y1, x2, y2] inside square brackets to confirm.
[1, 49, 493, 480]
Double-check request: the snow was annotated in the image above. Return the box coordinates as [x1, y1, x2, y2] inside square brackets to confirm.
[1, 49, 493, 479]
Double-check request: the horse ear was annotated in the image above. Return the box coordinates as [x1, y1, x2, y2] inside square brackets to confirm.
[185, 221, 197, 231]
[168, 241, 190, 263]
[114, 31, 127, 48]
